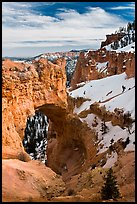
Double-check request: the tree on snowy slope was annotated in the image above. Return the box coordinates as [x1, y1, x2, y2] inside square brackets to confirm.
[110, 20, 135, 50]
[100, 121, 109, 135]
[127, 22, 132, 32]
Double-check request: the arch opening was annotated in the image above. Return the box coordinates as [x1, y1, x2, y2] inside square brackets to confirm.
[23, 111, 49, 164]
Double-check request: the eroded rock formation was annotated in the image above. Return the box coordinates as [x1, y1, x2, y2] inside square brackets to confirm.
[2, 57, 68, 201]
[2, 58, 67, 159]
[70, 48, 135, 89]
[101, 33, 126, 48]
[2, 57, 98, 201]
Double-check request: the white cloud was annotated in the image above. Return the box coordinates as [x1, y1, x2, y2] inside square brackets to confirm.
[2, 2, 129, 57]
[110, 2, 135, 10]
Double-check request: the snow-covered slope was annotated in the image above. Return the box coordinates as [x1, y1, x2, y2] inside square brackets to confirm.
[105, 42, 135, 53]
[116, 42, 135, 53]
[79, 112, 135, 153]
[102, 23, 135, 52]
[68, 72, 135, 166]
[69, 72, 135, 118]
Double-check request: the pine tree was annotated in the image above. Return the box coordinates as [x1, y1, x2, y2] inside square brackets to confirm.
[132, 20, 135, 30]
[120, 39, 124, 48]
[100, 121, 109, 135]
[111, 43, 114, 49]
[101, 168, 120, 200]
[127, 22, 132, 32]
[132, 32, 135, 42]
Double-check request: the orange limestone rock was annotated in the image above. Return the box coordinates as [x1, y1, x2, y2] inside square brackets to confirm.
[2, 159, 65, 202]
[101, 33, 126, 48]
[70, 49, 135, 90]
[2, 58, 67, 159]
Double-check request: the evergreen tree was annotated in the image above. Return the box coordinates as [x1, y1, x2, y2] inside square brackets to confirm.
[127, 22, 132, 32]
[132, 32, 135, 42]
[118, 27, 124, 33]
[120, 39, 124, 48]
[128, 33, 131, 44]
[111, 43, 114, 49]
[101, 168, 120, 200]
[132, 20, 135, 30]
[123, 111, 132, 125]
[100, 121, 109, 135]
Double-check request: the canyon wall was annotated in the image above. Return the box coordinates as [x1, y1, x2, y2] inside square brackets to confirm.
[2, 58, 67, 160]
[2, 57, 71, 201]
[70, 48, 135, 89]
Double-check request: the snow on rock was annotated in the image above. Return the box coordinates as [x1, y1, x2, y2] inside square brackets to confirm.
[74, 100, 92, 114]
[80, 113, 99, 128]
[96, 121, 135, 154]
[80, 111, 135, 154]
[116, 42, 135, 53]
[101, 87, 135, 118]
[124, 123, 135, 152]
[69, 65, 135, 154]
[80, 111, 135, 155]
[105, 42, 135, 53]
[69, 72, 135, 118]
[96, 61, 108, 72]
[103, 151, 118, 168]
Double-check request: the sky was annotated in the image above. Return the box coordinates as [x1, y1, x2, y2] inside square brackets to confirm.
[2, 2, 135, 57]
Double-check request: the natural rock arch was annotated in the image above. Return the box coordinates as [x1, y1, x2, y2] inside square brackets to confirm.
[2, 58, 98, 180]
[2, 58, 67, 160]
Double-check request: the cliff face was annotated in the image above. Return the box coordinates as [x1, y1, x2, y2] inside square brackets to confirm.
[2, 58, 67, 159]
[70, 48, 135, 89]
[2, 58, 69, 201]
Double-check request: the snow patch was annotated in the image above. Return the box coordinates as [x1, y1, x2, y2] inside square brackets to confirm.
[97, 121, 135, 154]
[96, 61, 108, 72]
[105, 42, 135, 53]
[103, 151, 118, 168]
[69, 72, 135, 118]
[74, 100, 91, 114]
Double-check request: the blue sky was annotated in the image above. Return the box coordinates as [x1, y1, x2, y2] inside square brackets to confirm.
[2, 2, 135, 57]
